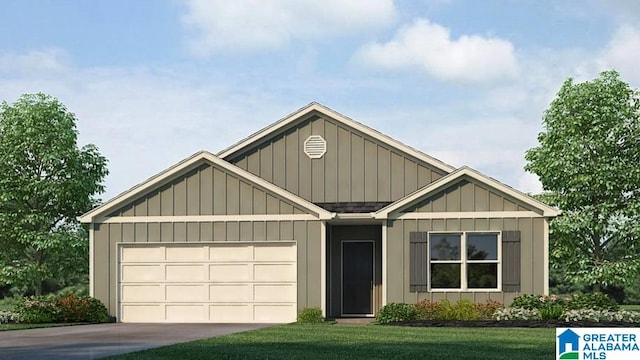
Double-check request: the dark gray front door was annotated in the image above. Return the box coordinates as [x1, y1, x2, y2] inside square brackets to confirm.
[342, 241, 374, 315]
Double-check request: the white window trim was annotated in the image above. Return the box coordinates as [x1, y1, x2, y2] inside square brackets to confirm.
[428, 231, 502, 292]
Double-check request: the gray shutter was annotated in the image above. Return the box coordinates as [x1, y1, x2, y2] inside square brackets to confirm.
[410, 231, 428, 292]
[502, 230, 521, 292]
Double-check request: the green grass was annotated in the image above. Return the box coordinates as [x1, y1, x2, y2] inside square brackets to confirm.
[106, 324, 555, 360]
[0, 323, 83, 331]
[621, 305, 640, 311]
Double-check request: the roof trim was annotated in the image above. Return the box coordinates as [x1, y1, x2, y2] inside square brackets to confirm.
[216, 102, 455, 173]
[78, 151, 334, 223]
[374, 166, 560, 219]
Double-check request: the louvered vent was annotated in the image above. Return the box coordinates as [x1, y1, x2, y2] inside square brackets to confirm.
[304, 135, 327, 159]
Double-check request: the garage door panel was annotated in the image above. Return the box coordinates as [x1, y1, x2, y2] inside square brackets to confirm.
[166, 246, 206, 261]
[254, 244, 296, 261]
[210, 284, 251, 302]
[121, 305, 163, 322]
[121, 265, 163, 282]
[210, 245, 252, 261]
[209, 305, 251, 322]
[121, 247, 164, 262]
[210, 264, 251, 282]
[254, 264, 295, 282]
[119, 243, 296, 323]
[166, 285, 206, 302]
[254, 284, 296, 302]
[166, 305, 207, 322]
[254, 305, 296, 323]
[166, 265, 206, 281]
[121, 285, 164, 302]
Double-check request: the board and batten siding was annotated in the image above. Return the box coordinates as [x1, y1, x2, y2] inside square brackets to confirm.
[108, 162, 308, 217]
[386, 217, 545, 305]
[226, 113, 447, 203]
[92, 220, 322, 317]
[403, 178, 542, 214]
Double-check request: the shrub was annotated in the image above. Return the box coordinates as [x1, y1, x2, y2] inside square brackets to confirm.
[566, 293, 618, 311]
[0, 311, 22, 324]
[476, 300, 504, 319]
[56, 293, 109, 323]
[539, 303, 564, 320]
[493, 307, 541, 320]
[414, 299, 504, 320]
[14, 294, 109, 324]
[450, 299, 481, 321]
[562, 309, 640, 323]
[56, 283, 89, 298]
[297, 307, 324, 323]
[375, 303, 418, 324]
[15, 296, 59, 323]
[414, 299, 439, 320]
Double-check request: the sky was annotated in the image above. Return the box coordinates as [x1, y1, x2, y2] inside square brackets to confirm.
[1, 0, 639, 202]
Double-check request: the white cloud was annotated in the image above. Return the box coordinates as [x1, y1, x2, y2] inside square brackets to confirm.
[354, 18, 519, 84]
[0, 50, 294, 201]
[0, 48, 70, 75]
[598, 24, 640, 84]
[181, 0, 396, 55]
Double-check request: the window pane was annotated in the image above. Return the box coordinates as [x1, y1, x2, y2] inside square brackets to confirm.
[430, 263, 461, 289]
[467, 263, 498, 289]
[467, 233, 498, 260]
[430, 234, 461, 260]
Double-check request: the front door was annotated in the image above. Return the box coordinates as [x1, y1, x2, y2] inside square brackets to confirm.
[342, 241, 374, 315]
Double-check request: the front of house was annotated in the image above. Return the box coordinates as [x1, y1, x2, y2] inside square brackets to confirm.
[79, 103, 558, 323]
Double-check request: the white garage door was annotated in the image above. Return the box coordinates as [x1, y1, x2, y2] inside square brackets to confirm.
[118, 242, 297, 323]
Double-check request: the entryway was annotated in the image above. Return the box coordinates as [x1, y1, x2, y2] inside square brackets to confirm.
[327, 224, 382, 318]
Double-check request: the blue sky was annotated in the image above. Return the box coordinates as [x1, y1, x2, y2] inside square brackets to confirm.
[1, 0, 639, 201]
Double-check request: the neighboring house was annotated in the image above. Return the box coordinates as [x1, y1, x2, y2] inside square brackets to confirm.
[79, 102, 559, 323]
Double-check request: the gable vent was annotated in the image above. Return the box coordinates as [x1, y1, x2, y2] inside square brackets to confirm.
[304, 135, 327, 159]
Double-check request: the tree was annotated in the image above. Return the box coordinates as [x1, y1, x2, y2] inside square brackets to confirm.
[0, 93, 108, 295]
[525, 70, 640, 291]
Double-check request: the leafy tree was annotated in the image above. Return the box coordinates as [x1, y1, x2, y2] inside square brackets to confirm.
[525, 70, 640, 291]
[0, 93, 108, 295]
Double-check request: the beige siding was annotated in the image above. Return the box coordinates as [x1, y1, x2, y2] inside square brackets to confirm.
[92, 220, 322, 317]
[108, 163, 307, 217]
[406, 178, 543, 214]
[226, 113, 447, 203]
[386, 217, 545, 306]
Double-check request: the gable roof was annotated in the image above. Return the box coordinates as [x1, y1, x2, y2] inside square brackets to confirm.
[78, 151, 334, 223]
[217, 102, 456, 174]
[374, 166, 560, 218]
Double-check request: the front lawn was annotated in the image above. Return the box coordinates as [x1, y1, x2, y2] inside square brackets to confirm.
[0, 323, 81, 331]
[106, 324, 555, 360]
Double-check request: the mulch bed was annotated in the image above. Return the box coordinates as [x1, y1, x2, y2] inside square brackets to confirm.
[389, 320, 640, 328]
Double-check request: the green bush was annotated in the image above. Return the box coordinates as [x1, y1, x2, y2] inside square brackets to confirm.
[476, 300, 504, 319]
[375, 303, 418, 324]
[0, 310, 22, 324]
[297, 307, 324, 323]
[0, 296, 22, 312]
[57, 293, 109, 323]
[539, 303, 564, 320]
[414, 299, 503, 320]
[511, 293, 618, 314]
[56, 283, 89, 298]
[15, 296, 59, 323]
[414, 299, 439, 320]
[14, 294, 109, 324]
[566, 293, 619, 311]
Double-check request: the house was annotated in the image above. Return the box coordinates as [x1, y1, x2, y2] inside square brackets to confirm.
[78, 102, 559, 323]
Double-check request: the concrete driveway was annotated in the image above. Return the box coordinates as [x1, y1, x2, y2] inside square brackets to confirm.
[0, 323, 272, 360]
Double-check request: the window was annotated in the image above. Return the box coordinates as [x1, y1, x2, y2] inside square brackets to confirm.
[429, 232, 499, 290]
